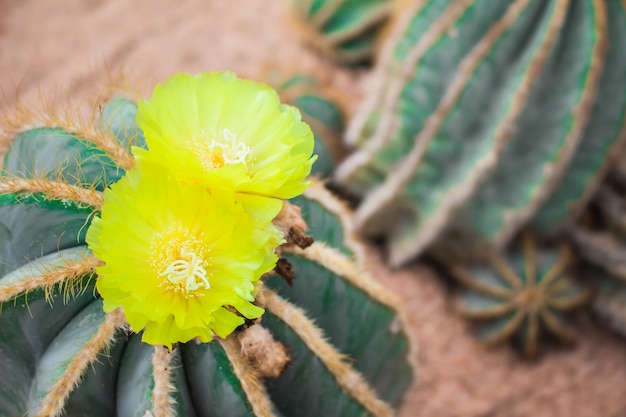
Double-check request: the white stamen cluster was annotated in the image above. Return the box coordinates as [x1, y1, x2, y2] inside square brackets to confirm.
[159, 248, 210, 293]
[205, 128, 251, 169]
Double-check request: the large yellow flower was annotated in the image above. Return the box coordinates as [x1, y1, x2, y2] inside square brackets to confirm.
[86, 166, 281, 348]
[135, 72, 316, 207]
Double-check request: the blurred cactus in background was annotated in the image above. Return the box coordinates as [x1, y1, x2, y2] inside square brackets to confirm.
[289, 0, 390, 64]
[335, 0, 626, 267]
[453, 234, 590, 356]
[329, 0, 626, 355]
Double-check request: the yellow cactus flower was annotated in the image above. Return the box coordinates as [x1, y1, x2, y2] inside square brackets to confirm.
[135, 71, 316, 205]
[86, 166, 281, 348]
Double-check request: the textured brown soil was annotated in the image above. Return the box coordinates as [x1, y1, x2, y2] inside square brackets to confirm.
[2, 1, 626, 416]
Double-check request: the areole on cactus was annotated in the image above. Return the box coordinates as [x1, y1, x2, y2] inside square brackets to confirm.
[0, 73, 415, 416]
[335, 0, 626, 267]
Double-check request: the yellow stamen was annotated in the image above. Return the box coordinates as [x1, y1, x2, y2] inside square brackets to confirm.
[150, 229, 211, 296]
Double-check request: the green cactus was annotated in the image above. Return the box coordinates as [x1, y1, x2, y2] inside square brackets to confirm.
[452, 234, 589, 356]
[289, 0, 390, 64]
[265, 71, 347, 177]
[335, 0, 626, 267]
[0, 95, 414, 416]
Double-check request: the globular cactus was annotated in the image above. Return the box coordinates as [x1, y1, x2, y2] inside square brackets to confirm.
[0, 76, 414, 416]
[335, 0, 626, 267]
[452, 234, 590, 356]
[265, 70, 347, 177]
[289, 0, 390, 64]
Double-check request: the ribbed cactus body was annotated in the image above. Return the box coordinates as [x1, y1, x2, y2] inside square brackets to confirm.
[0, 98, 413, 416]
[290, 0, 390, 64]
[336, 0, 626, 266]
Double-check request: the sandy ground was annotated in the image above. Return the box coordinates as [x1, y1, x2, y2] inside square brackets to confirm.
[2, 1, 626, 416]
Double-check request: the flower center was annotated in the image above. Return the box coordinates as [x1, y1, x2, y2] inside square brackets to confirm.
[191, 128, 251, 170]
[159, 248, 210, 292]
[150, 228, 211, 297]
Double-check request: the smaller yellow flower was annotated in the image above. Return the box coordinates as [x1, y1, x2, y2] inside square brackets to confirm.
[86, 166, 281, 348]
[134, 72, 316, 204]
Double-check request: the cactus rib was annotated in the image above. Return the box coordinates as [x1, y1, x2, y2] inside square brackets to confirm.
[285, 242, 398, 308]
[0, 178, 104, 208]
[258, 287, 395, 417]
[290, 0, 390, 64]
[151, 346, 177, 417]
[360, 0, 568, 266]
[302, 181, 365, 258]
[34, 308, 125, 417]
[324, 4, 388, 47]
[532, 0, 626, 232]
[345, 0, 431, 147]
[219, 337, 278, 417]
[564, 120, 626, 228]
[337, 0, 475, 176]
[0, 107, 135, 172]
[490, 0, 608, 247]
[0, 253, 99, 304]
[309, 0, 348, 28]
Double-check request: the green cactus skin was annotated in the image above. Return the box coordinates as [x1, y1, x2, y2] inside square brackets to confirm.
[265, 71, 347, 178]
[0, 97, 414, 416]
[290, 0, 390, 64]
[452, 235, 590, 357]
[335, 0, 626, 267]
